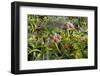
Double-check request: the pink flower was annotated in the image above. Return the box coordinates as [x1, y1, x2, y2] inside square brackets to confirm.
[64, 22, 75, 29]
[50, 33, 61, 43]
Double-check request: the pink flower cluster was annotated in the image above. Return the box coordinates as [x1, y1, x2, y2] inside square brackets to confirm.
[50, 33, 61, 43]
[64, 22, 75, 29]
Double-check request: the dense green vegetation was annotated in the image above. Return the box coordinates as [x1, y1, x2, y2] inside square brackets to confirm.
[28, 15, 88, 61]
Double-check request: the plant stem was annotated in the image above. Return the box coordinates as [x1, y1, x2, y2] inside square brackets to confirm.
[54, 42, 61, 54]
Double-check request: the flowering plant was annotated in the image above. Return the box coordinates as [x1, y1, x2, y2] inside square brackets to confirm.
[28, 15, 88, 61]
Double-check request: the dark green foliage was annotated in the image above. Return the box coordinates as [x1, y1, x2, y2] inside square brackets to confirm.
[28, 15, 88, 61]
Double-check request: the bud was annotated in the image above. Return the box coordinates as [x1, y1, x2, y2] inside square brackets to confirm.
[50, 33, 61, 43]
